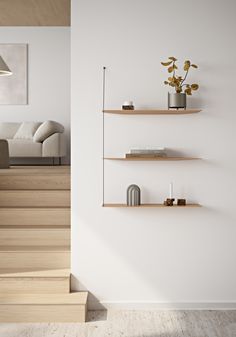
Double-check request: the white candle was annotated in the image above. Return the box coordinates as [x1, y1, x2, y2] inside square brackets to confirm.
[169, 182, 173, 199]
[123, 101, 133, 106]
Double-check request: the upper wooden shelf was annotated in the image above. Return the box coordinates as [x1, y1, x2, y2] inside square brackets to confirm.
[104, 157, 200, 161]
[103, 109, 201, 115]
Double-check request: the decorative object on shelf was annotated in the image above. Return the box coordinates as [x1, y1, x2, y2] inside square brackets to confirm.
[122, 101, 134, 110]
[164, 198, 175, 206]
[177, 198, 186, 206]
[161, 56, 199, 109]
[164, 182, 175, 206]
[0, 44, 28, 105]
[168, 92, 186, 110]
[127, 184, 141, 206]
[126, 147, 167, 158]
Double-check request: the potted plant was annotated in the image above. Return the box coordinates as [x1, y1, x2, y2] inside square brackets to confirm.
[161, 57, 199, 109]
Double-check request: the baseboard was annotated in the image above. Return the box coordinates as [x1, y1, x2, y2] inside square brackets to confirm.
[88, 300, 236, 311]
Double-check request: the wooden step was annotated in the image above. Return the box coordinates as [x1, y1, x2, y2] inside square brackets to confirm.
[0, 174, 70, 190]
[0, 269, 70, 294]
[0, 208, 70, 227]
[0, 292, 87, 322]
[0, 228, 70, 246]
[0, 246, 70, 269]
[0, 190, 70, 207]
[0, 166, 70, 174]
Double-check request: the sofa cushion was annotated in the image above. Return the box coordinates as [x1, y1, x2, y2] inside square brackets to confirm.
[0, 122, 20, 139]
[33, 120, 64, 143]
[14, 122, 42, 140]
[7, 139, 42, 157]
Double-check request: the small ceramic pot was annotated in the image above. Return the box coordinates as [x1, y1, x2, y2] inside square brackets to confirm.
[168, 93, 186, 109]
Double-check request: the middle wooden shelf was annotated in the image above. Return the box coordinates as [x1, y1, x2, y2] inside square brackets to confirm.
[104, 157, 200, 161]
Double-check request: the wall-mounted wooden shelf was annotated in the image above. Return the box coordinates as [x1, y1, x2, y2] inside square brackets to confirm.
[103, 203, 201, 208]
[104, 157, 200, 161]
[103, 109, 201, 115]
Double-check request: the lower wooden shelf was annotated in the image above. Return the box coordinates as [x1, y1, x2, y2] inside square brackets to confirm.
[103, 203, 201, 208]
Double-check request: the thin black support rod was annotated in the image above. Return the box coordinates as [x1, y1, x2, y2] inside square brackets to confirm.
[102, 66, 106, 206]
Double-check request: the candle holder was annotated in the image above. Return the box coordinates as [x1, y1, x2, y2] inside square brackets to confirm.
[164, 198, 175, 206]
[122, 101, 134, 110]
[177, 198, 186, 206]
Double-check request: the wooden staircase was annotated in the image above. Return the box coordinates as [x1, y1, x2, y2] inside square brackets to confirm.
[0, 166, 87, 322]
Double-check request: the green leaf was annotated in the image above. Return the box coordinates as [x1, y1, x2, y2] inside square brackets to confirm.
[191, 64, 198, 68]
[161, 61, 172, 66]
[191, 83, 199, 90]
[168, 66, 174, 73]
[173, 64, 178, 70]
[169, 56, 177, 61]
[164, 81, 169, 85]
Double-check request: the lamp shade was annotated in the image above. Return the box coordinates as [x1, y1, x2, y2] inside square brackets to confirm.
[0, 55, 12, 76]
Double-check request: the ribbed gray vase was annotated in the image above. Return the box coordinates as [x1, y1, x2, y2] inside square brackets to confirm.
[168, 93, 186, 109]
[127, 184, 141, 206]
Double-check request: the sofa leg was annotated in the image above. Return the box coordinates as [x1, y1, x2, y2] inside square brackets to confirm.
[52, 157, 55, 166]
[59, 157, 62, 166]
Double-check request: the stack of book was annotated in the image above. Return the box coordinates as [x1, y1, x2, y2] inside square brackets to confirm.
[126, 148, 167, 158]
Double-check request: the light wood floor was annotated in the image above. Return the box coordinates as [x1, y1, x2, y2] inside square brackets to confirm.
[0, 310, 236, 336]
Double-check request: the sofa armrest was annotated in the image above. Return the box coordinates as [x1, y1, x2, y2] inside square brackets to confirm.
[42, 133, 66, 157]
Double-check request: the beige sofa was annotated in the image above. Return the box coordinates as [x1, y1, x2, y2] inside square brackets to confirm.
[0, 121, 66, 162]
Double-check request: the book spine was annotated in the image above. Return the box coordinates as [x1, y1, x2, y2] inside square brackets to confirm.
[130, 150, 165, 154]
[126, 153, 167, 158]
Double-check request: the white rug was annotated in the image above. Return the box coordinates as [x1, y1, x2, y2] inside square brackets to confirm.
[0, 310, 235, 337]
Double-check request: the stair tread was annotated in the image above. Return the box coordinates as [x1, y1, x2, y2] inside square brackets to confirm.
[0, 166, 70, 176]
[0, 292, 88, 305]
[0, 227, 69, 231]
[0, 246, 70, 252]
[0, 268, 70, 278]
[0, 225, 70, 229]
[0, 207, 70, 210]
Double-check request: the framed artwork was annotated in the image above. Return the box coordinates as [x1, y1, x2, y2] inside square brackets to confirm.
[0, 44, 28, 105]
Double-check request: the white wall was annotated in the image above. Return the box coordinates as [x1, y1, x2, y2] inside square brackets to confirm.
[0, 27, 70, 163]
[71, 0, 236, 309]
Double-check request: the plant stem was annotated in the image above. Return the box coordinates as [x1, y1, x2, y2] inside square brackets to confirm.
[173, 61, 176, 78]
[181, 68, 189, 87]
